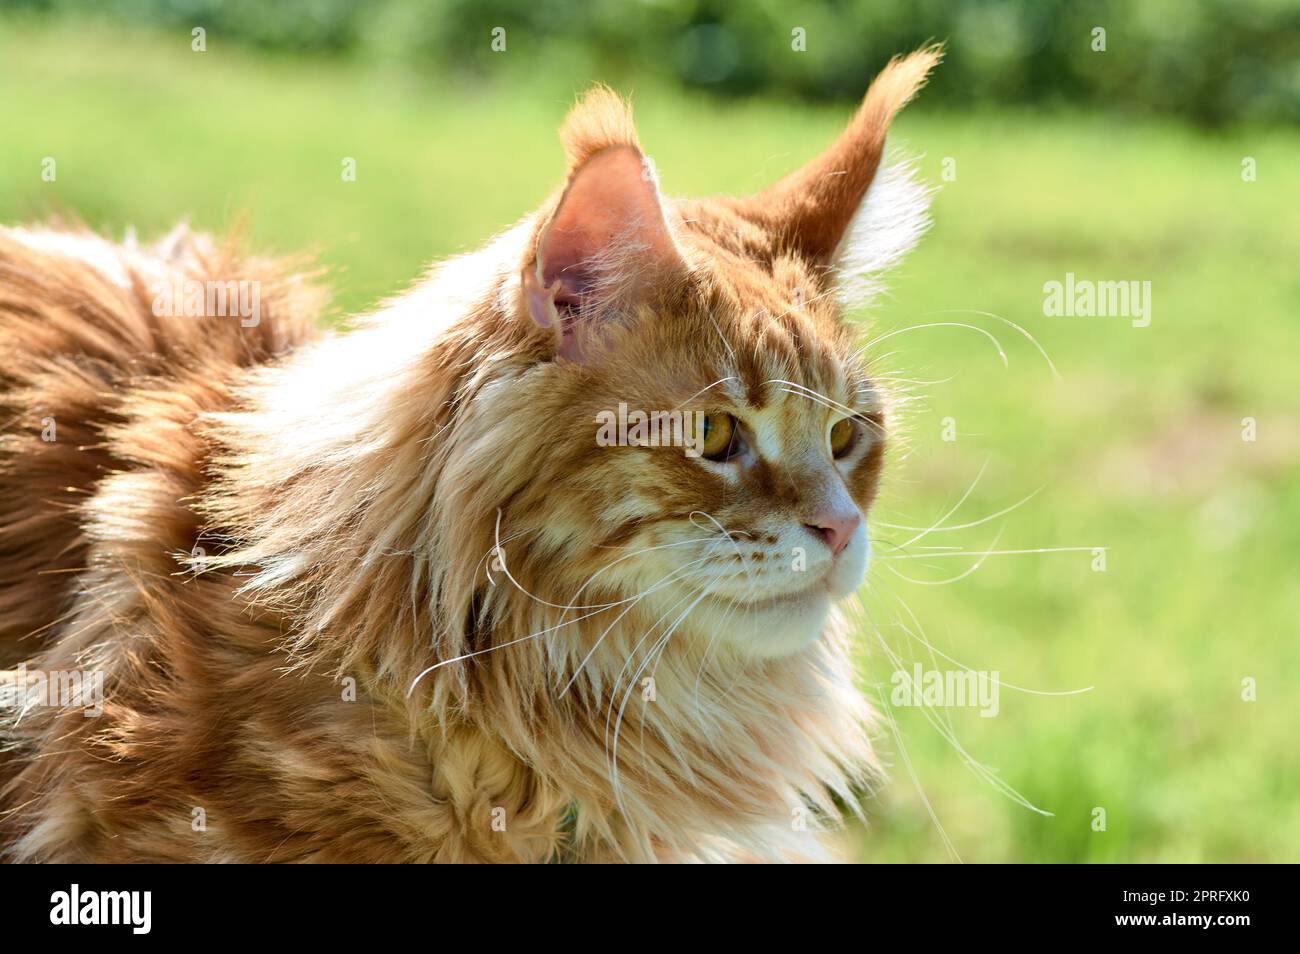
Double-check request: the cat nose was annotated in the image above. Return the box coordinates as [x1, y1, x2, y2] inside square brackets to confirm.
[804, 507, 861, 557]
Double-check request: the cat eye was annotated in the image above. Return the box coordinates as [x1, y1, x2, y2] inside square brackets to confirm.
[700, 412, 739, 460]
[829, 416, 857, 458]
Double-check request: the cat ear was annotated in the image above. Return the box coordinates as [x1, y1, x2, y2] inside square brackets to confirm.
[523, 89, 686, 362]
[742, 45, 942, 265]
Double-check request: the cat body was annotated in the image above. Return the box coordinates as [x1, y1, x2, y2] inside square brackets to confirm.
[0, 49, 939, 862]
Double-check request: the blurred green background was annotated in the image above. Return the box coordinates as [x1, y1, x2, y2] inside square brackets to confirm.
[1, 3, 1297, 862]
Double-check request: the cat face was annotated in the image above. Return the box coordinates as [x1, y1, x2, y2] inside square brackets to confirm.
[515, 263, 884, 658]
[505, 51, 937, 659]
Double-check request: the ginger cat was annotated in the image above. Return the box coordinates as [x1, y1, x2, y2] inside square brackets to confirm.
[0, 48, 939, 862]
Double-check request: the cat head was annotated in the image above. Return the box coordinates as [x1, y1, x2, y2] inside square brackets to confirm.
[473, 48, 941, 662]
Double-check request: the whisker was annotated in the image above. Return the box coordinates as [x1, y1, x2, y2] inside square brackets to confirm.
[925, 308, 1061, 380]
[894, 458, 990, 549]
[669, 376, 739, 414]
[855, 321, 1009, 369]
[487, 510, 706, 612]
[771, 381, 889, 440]
[558, 551, 723, 698]
[557, 535, 719, 619]
[412, 547, 720, 697]
[880, 587, 1092, 698]
[884, 526, 1004, 586]
[880, 546, 1107, 560]
[406, 604, 608, 696]
[857, 598, 1053, 825]
[875, 486, 1044, 535]
[688, 511, 755, 590]
[608, 585, 709, 815]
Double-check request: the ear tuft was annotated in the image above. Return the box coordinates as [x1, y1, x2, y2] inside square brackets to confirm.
[560, 86, 641, 171]
[738, 44, 943, 264]
[863, 43, 944, 127]
[524, 95, 685, 363]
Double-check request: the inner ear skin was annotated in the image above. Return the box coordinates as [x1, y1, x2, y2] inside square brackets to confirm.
[524, 144, 687, 363]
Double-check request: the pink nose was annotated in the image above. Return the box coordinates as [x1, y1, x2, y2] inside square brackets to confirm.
[804, 507, 861, 557]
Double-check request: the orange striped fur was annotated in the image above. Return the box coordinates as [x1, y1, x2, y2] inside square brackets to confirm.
[0, 48, 939, 862]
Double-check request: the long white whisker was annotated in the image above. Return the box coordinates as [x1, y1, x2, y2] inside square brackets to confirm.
[488, 510, 708, 612]
[669, 376, 739, 414]
[925, 308, 1061, 380]
[407, 603, 610, 696]
[609, 586, 709, 815]
[884, 526, 1005, 586]
[777, 387, 889, 440]
[856, 321, 1008, 369]
[881, 589, 1092, 698]
[558, 552, 721, 698]
[875, 486, 1043, 535]
[557, 535, 719, 621]
[881, 545, 1107, 560]
[895, 458, 989, 549]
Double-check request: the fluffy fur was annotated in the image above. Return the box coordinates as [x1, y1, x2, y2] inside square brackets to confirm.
[0, 48, 939, 862]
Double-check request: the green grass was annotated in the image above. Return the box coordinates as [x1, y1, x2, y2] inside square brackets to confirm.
[3, 18, 1298, 863]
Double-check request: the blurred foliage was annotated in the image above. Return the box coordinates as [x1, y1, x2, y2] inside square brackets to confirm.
[5, 0, 1299, 126]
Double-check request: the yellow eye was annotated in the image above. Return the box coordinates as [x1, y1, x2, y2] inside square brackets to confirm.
[701, 413, 737, 460]
[829, 417, 856, 458]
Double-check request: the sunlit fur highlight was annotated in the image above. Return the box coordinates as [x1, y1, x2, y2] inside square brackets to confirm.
[0, 48, 940, 862]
